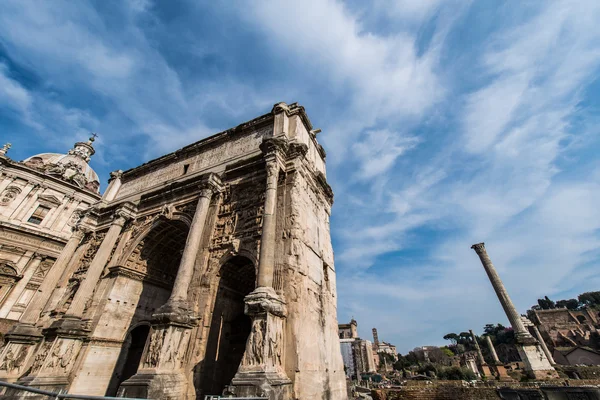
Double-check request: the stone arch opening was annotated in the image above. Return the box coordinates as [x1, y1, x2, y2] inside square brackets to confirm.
[108, 219, 190, 395]
[576, 315, 587, 324]
[198, 255, 256, 396]
[108, 324, 150, 395]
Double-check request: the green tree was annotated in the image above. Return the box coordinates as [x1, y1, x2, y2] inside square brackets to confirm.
[556, 298, 579, 310]
[579, 291, 600, 308]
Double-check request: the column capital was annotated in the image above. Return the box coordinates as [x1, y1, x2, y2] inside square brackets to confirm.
[260, 136, 289, 159]
[72, 224, 90, 238]
[113, 203, 137, 226]
[198, 173, 223, 198]
[108, 169, 124, 183]
[471, 242, 486, 253]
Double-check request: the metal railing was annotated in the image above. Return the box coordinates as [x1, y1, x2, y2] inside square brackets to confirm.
[0, 380, 267, 400]
[0, 380, 147, 400]
[203, 397, 267, 400]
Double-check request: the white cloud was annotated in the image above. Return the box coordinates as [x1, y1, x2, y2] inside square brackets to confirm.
[242, 0, 447, 163]
[352, 129, 419, 179]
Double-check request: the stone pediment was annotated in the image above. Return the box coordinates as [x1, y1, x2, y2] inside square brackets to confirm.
[37, 194, 63, 206]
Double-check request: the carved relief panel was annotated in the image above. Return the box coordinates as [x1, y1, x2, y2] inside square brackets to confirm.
[0, 343, 33, 377]
[54, 232, 105, 314]
[211, 181, 265, 250]
[142, 325, 191, 371]
[33, 338, 82, 376]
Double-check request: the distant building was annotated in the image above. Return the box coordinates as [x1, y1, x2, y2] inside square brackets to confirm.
[372, 327, 398, 370]
[338, 320, 376, 379]
[553, 346, 600, 366]
[339, 318, 358, 339]
[530, 308, 600, 353]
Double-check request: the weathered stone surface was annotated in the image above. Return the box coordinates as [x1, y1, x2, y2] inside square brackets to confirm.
[0, 103, 346, 399]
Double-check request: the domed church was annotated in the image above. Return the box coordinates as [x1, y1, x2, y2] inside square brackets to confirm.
[0, 138, 100, 327]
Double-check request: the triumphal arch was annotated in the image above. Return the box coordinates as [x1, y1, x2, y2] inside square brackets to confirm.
[0, 103, 347, 399]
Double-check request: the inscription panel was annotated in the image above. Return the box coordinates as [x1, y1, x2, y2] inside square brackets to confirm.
[117, 127, 270, 199]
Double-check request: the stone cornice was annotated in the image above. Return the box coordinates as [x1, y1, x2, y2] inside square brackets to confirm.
[121, 112, 274, 181]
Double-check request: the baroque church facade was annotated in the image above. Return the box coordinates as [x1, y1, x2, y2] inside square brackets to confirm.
[0, 103, 347, 400]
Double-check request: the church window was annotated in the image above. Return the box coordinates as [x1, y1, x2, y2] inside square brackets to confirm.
[27, 205, 51, 225]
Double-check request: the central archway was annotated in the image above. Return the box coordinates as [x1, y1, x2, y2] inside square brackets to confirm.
[108, 218, 190, 396]
[198, 256, 256, 396]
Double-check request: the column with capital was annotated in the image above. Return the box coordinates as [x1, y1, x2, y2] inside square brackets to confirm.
[62, 207, 133, 321]
[154, 174, 222, 321]
[230, 136, 292, 400]
[9, 226, 87, 334]
[0, 228, 86, 381]
[20, 206, 135, 392]
[471, 242, 558, 380]
[118, 174, 222, 400]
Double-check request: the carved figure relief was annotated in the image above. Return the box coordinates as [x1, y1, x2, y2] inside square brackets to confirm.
[267, 323, 283, 366]
[30, 341, 52, 374]
[55, 232, 105, 313]
[212, 182, 265, 249]
[0, 186, 21, 205]
[244, 319, 265, 366]
[0, 348, 15, 371]
[144, 329, 165, 368]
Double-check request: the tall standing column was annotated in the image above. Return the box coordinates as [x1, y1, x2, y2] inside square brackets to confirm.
[160, 175, 221, 315]
[532, 325, 555, 365]
[471, 243, 535, 344]
[64, 208, 132, 319]
[485, 335, 500, 364]
[257, 158, 280, 288]
[118, 175, 221, 399]
[19, 227, 86, 326]
[469, 330, 486, 366]
[230, 136, 291, 400]
[471, 242, 558, 380]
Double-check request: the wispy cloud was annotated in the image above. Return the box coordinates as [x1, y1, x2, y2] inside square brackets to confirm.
[1, 0, 600, 353]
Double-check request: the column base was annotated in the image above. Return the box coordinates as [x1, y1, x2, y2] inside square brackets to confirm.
[517, 343, 559, 380]
[228, 371, 291, 400]
[492, 364, 514, 381]
[228, 286, 292, 400]
[117, 320, 195, 399]
[480, 363, 492, 378]
[118, 372, 188, 400]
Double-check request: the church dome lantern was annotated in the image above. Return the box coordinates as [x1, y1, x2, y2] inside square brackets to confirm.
[22, 134, 101, 194]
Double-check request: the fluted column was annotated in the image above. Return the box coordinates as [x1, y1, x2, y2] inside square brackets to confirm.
[65, 209, 131, 319]
[532, 325, 555, 365]
[20, 227, 86, 325]
[471, 243, 535, 344]
[486, 335, 500, 364]
[164, 176, 221, 311]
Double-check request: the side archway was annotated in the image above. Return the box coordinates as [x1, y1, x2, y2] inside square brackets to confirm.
[197, 255, 256, 396]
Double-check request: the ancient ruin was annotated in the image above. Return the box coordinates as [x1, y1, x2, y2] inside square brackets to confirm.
[471, 242, 559, 380]
[0, 102, 347, 399]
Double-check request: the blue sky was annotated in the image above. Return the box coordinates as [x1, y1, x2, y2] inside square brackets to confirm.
[1, 1, 600, 353]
